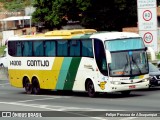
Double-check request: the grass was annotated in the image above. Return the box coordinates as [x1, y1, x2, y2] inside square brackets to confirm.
[157, 53, 160, 60]
[0, 46, 6, 56]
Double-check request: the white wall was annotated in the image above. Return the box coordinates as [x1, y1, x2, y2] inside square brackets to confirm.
[25, 6, 35, 16]
[2, 30, 14, 45]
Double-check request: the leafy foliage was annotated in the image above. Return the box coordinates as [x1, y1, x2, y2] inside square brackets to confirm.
[81, 0, 138, 31]
[1, 0, 160, 31]
[0, 46, 6, 56]
[0, 0, 32, 11]
[32, 0, 139, 30]
[32, 0, 91, 30]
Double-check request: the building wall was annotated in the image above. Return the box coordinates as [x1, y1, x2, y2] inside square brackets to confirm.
[0, 27, 36, 46]
[122, 27, 138, 33]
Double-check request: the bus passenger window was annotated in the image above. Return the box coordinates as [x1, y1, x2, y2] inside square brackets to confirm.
[45, 41, 56, 56]
[8, 41, 16, 56]
[69, 40, 80, 56]
[82, 40, 93, 57]
[22, 41, 32, 56]
[57, 41, 68, 56]
[33, 41, 44, 56]
[16, 41, 22, 56]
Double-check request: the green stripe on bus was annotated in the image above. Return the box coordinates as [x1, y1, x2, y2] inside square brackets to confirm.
[80, 34, 92, 39]
[63, 57, 81, 90]
[72, 34, 84, 38]
[56, 57, 72, 90]
[130, 75, 144, 79]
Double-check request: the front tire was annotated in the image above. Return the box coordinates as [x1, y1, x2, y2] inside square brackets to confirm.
[86, 80, 96, 97]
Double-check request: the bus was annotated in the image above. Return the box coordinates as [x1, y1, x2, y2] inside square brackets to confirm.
[7, 29, 153, 97]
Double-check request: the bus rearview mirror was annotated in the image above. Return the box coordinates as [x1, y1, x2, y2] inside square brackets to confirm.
[147, 47, 155, 61]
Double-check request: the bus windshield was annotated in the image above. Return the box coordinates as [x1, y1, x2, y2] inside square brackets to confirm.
[104, 38, 149, 77]
[105, 38, 145, 51]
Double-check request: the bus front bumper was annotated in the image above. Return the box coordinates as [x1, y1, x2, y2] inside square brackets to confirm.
[97, 80, 149, 93]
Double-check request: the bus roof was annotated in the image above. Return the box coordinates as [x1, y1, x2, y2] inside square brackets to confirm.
[90, 32, 141, 41]
[8, 29, 140, 41]
[44, 29, 97, 36]
[8, 29, 97, 40]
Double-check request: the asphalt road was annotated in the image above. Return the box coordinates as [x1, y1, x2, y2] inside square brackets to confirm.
[0, 79, 160, 120]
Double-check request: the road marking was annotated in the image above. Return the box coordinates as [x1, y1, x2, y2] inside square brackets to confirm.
[0, 83, 10, 86]
[119, 117, 138, 120]
[89, 117, 107, 120]
[29, 94, 70, 98]
[16, 96, 69, 103]
[0, 102, 111, 120]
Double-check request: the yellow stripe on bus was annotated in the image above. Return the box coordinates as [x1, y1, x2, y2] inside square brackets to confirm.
[50, 57, 64, 89]
[39, 57, 64, 89]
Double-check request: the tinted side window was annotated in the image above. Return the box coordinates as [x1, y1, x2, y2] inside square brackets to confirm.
[16, 41, 22, 56]
[8, 41, 22, 56]
[82, 40, 93, 57]
[69, 40, 80, 56]
[33, 41, 44, 56]
[57, 41, 68, 56]
[94, 39, 108, 76]
[8, 39, 94, 58]
[45, 41, 56, 56]
[8, 41, 16, 56]
[22, 41, 33, 56]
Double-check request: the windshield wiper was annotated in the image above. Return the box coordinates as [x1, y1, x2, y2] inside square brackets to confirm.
[131, 56, 142, 74]
[122, 55, 129, 76]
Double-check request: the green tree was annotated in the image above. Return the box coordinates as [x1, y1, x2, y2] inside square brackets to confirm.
[1, 0, 160, 30]
[81, 0, 137, 31]
[32, 0, 160, 31]
[32, 0, 90, 30]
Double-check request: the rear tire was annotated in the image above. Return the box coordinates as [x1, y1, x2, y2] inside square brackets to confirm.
[86, 80, 96, 97]
[32, 78, 41, 95]
[24, 77, 32, 94]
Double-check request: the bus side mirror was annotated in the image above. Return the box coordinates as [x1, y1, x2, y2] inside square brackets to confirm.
[145, 47, 148, 51]
[105, 50, 112, 64]
[147, 47, 155, 61]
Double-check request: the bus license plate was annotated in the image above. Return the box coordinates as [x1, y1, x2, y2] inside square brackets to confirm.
[129, 85, 135, 89]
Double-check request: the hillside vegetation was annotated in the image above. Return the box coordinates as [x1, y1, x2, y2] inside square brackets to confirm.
[0, 0, 31, 12]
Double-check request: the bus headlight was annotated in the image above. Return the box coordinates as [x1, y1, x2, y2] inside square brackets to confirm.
[142, 78, 149, 82]
[110, 81, 121, 85]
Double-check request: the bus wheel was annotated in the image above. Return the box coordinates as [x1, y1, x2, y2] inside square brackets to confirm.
[24, 78, 32, 94]
[32, 78, 41, 95]
[121, 91, 131, 96]
[86, 80, 96, 97]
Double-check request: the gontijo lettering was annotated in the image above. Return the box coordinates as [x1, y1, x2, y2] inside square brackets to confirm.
[27, 60, 49, 67]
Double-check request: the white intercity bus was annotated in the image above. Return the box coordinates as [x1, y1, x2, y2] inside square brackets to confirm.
[7, 29, 154, 97]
